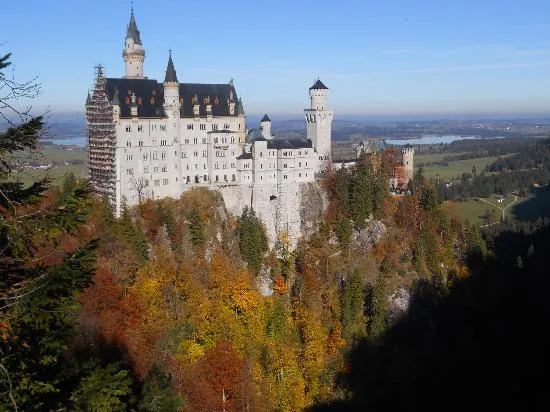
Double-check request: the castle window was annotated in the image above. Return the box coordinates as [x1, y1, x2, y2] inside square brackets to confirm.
[203, 150, 207, 157]
[160, 125, 166, 131]
[125, 125, 131, 132]
[260, 152, 262, 157]
[299, 162, 301, 167]
[161, 152, 166, 160]
[154, 180, 160, 186]
[144, 166, 149, 173]
[200, 124, 206, 130]
[179, 97, 184, 104]
[202, 138, 207, 144]
[232, 174, 235, 181]
[126, 168, 134, 174]
[212, 124, 218, 130]
[143, 153, 148, 160]
[261, 164, 263, 169]
[215, 175, 219, 182]
[224, 123, 230, 130]
[214, 137, 219, 144]
[160, 140, 167, 146]
[224, 175, 227, 181]
[163, 179, 169, 185]
[181, 152, 186, 158]
[126, 154, 133, 161]
[194, 151, 198, 157]
[187, 124, 194, 130]
[138, 141, 143, 147]
[150, 97, 155, 104]
[203, 97, 208, 105]
[137, 97, 143, 105]
[145, 179, 149, 186]
[231, 137, 235, 143]
[138, 125, 143, 132]
[204, 164, 207, 169]
[193, 138, 198, 144]
[161, 166, 167, 172]
[215, 97, 219, 104]
[152, 152, 158, 160]
[204, 175, 207, 181]
[284, 175, 287, 179]
[185, 139, 189, 144]
[126, 141, 131, 147]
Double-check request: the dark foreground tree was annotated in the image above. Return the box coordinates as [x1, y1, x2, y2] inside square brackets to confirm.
[0, 52, 135, 411]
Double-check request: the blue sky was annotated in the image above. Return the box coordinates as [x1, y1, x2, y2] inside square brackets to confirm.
[3, 0, 550, 118]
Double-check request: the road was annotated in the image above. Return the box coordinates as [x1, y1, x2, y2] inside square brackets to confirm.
[476, 195, 518, 221]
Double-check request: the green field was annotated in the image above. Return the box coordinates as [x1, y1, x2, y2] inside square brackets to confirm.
[414, 152, 467, 165]
[419, 156, 504, 180]
[9, 146, 87, 187]
[445, 189, 550, 225]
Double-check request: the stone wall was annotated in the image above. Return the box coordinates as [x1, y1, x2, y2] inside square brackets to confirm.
[217, 180, 327, 248]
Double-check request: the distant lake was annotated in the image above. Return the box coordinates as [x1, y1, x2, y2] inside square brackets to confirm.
[387, 135, 484, 145]
[43, 136, 87, 147]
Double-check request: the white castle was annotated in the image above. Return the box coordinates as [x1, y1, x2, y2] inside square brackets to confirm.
[86, 9, 333, 243]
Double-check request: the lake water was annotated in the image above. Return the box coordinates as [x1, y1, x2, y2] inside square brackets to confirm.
[386, 135, 481, 145]
[43, 136, 87, 147]
[43, 134, 497, 148]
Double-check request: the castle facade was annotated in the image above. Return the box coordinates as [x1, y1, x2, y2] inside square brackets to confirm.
[86, 9, 333, 237]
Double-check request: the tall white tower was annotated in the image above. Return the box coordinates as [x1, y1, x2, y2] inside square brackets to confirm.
[163, 51, 181, 142]
[305, 79, 333, 161]
[260, 114, 272, 139]
[123, 8, 145, 78]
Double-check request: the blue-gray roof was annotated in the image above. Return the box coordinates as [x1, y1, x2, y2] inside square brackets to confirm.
[164, 52, 178, 83]
[126, 9, 142, 45]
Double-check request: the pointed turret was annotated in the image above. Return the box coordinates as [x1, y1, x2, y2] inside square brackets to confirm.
[309, 78, 328, 90]
[237, 97, 244, 116]
[260, 114, 272, 139]
[86, 91, 92, 106]
[126, 7, 142, 45]
[164, 50, 178, 83]
[123, 7, 145, 78]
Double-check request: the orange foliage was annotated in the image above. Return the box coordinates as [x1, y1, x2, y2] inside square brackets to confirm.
[273, 275, 288, 295]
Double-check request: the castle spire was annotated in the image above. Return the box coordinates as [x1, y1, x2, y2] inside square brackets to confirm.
[164, 50, 178, 83]
[126, 6, 142, 45]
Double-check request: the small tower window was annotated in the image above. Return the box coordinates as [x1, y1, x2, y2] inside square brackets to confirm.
[179, 97, 184, 104]
[150, 97, 155, 104]
[215, 97, 219, 104]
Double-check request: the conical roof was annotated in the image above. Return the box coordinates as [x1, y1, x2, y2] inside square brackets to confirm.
[126, 8, 142, 45]
[261, 114, 271, 122]
[309, 79, 328, 90]
[164, 51, 178, 83]
[237, 97, 244, 115]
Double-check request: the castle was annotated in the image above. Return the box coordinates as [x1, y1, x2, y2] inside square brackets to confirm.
[86, 8, 333, 243]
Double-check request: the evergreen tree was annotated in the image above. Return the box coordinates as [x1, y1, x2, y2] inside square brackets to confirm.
[188, 205, 205, 247]
[236, 207, 268, 274]
[138, 365, 183, 411]
[350, 154, 374, 229]
[341, 268, 366, 341]
[365, 274, 387, 339]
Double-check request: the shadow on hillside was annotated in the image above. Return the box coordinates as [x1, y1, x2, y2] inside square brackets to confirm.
[310, 225, 550, 412]
[511, 186, 550, 221]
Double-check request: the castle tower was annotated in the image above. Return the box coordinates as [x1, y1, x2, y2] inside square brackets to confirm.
[260, 114, 272, 139]
[163, 51, 181, 139]
[123, 7, 145, 78]
[304, 79, 333, 161]
[402, 145, 414, 182]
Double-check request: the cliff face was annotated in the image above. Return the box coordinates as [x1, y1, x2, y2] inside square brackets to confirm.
[217, 181, 328, 248]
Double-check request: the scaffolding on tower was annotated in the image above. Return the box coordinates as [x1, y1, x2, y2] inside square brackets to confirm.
[85, 65, 117, 204]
